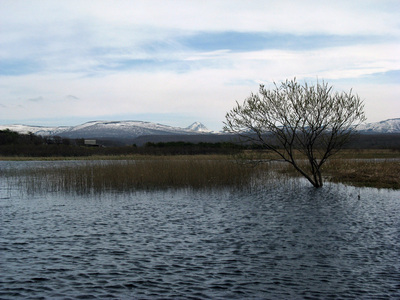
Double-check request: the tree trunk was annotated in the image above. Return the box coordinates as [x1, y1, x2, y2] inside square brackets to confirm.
[310, 171, 323, 188]
[291, 161, 323, 188]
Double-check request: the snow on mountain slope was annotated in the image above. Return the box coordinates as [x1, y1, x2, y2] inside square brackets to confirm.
[60, 120, 197, 138]
[186, 122, 211, 132]
[0, 124, 70, 136]
[357, 118, 400, 133]
[0, 120, 211, 139]
[2, 118, 398, 138]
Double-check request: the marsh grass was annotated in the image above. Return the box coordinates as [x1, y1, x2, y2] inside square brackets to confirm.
[276, 158, 400, 189]
[235, 149, 400, 161]
[322, 159, 400, 189]
[4, 157, 272, 194]
[235, 149, 400, 189]
[2, 151, 399, 193]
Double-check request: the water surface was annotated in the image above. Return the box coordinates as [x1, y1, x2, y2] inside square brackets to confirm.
[1, 161, 399, 299]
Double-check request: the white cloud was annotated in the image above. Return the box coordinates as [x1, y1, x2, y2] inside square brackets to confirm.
[0, 0, 399, 130]
[50, 0, 398, 36]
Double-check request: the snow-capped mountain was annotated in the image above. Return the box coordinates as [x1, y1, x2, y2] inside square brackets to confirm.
[0, 120, 211, 139]
[2, 118, 399, 139]
[357, 118, 400, 134]
[0, 124, 70, 136]
[186, 122, 211, 132]
[60, 120, 200, 139]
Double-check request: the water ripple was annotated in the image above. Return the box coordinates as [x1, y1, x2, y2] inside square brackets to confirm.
[1, 181, 399, 299]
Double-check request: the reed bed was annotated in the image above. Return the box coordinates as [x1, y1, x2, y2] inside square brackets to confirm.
[237, 148, 400, 161]
[322, 159, 400, 189]
[2, 152, 398, 193]
[4, 158, 272, 194]
[276, 158, 400, 189]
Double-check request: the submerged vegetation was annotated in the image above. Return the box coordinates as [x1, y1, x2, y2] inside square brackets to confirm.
[2, 157, 271, 194]
[1, 152, 399, 195]
[323, 159, 400, 189]
[1, 129, 399, 191]
[278, 158, 400, 190]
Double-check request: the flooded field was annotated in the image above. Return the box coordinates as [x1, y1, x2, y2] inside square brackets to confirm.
[1, 161, 400, 299]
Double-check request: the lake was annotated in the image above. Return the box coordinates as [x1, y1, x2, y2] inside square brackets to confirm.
[1, 161, 400, 299]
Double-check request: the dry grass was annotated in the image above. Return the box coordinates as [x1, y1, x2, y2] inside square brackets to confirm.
[2, 151, 399, 192]
[6, 157, 271, 194]
[276, 158, 400, 189]
[238, 149, 400, 189]
[329, 149, 400, 159]
[1, 149, 399, 161]
[322, 159, 400, 189]
[238, 148, 400, 160]
[0, 154, 234, 161]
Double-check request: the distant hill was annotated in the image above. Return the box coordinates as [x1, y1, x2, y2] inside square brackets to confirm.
[1, 118, 399, 148]
[0, 120, 213, 139]
[0, 124, 70, 136]
[357, 118, 400, 134]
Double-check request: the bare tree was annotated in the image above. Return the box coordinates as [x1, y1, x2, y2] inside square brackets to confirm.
[224, 78, 366, 188]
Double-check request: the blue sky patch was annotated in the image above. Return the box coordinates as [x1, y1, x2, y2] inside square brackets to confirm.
[357, 69, 400, 84]
[179, 31, 389, 52]
[330, 70, 400, 85]
[0, 60, 41, 76]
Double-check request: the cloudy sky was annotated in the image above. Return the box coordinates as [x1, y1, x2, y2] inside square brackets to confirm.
[1, 0, 399, 131]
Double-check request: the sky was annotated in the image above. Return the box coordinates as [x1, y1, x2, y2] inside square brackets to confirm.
[1, 0, 399, 131]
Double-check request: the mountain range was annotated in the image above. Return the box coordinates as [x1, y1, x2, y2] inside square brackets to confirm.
[356, 118, 400, 134]
[0, 118, 399, 141]
[0, 120, 213, 140]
